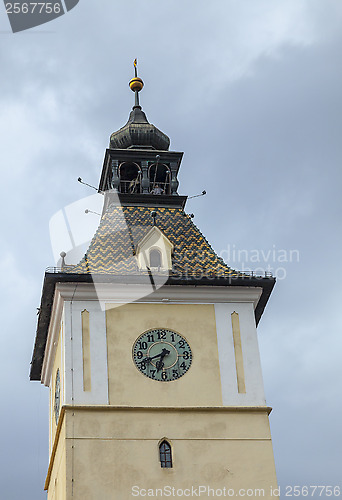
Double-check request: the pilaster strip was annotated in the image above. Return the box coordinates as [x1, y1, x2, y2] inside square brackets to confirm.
[81, 310, 91, 392]
[231, 312, 246, 393]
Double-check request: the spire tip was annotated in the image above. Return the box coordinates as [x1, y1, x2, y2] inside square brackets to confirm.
[129, 59, 144, 107]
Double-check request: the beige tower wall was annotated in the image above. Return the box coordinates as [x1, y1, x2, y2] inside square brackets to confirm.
[45, 295, 278, 499]
[50, 325, 64, 454]
[46, 407, 278, 500]
[46, 286, 267, 408]
[47, 418, 67, 500]
[106, 303, 223, 407]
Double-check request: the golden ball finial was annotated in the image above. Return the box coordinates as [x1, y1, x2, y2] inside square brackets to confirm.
[129, 77, 144, 92]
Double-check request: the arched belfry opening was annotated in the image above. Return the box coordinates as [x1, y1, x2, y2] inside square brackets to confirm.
[149, 163, 171, 194]
[119, 162, 142, 193]
[159, 440, 173, 468]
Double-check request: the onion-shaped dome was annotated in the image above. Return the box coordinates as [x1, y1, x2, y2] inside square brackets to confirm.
[110, 105, 170, 151]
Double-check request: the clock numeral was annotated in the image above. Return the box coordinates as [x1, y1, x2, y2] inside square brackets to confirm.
[180, 361, 187, 371]
[161, 371, 168, 380]
[150, 370, 156, 378]
[183, 350, 189, 360]
[172, 370, 179, 378]
[147, 334, 154, 342]
[158, 331, 166, 340]
[136, 351, 143, 359]
[138, 341, 148, 350]
[170, 333, 175, 342]
[140, 361, 147, 370]
[178, 340, 185, 348]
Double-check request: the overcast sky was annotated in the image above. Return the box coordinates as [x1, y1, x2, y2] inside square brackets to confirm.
[0, 1, 341, 498]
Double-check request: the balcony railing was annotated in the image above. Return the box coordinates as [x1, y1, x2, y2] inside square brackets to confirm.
[45, 266, 273, 278]
[45, 266, 75, 273]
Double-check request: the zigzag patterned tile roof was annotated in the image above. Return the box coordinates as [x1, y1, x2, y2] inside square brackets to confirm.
[68, 204, 239, 278]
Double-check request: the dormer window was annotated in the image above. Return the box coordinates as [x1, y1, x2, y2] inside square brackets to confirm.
[136, 227, 173, 272]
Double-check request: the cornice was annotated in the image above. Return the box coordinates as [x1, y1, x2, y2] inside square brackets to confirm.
[40, 290, 64, 387]
[65, 404, 273, 414]
[55, 283, 263, 309]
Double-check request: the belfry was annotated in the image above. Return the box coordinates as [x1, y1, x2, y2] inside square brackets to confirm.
[30, 62, 278, 499]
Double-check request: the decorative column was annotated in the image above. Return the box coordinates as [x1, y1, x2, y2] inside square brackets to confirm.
[170, 162, 179, 195]
[110, 159, 120, 191]
[141, 160, 149, 194]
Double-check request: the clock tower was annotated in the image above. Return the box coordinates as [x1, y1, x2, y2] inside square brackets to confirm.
[30, 64, 278, 499]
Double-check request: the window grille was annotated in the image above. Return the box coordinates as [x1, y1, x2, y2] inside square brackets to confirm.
[159, 440, 172, 468]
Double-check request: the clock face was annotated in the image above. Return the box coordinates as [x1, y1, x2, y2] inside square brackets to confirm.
[54, 369, 60, 425]
[132, 328, 192, 382]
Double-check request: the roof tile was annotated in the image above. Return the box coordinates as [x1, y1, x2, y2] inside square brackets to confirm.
[68, 205, 239, 278]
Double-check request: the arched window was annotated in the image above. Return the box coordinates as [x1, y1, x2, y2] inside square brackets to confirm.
[159, 440, 172, 468]
[150, 248, 162, 268]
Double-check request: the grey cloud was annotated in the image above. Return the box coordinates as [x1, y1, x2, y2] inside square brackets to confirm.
[0, 1, 341, 498]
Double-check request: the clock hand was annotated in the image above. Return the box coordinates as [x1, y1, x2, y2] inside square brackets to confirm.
[146, 348, 170, 364]
[156, 349, 170, 372]
[156, 359, 164, 372]
[146, 352, 162, 362]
